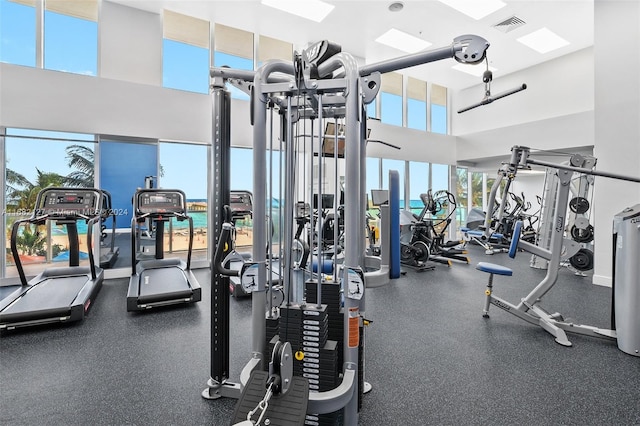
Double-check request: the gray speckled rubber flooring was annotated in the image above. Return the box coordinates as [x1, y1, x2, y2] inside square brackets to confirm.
[2, 245, 639, 425]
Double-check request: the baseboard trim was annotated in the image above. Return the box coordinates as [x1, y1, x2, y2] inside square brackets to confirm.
[592, 274, 612, 287]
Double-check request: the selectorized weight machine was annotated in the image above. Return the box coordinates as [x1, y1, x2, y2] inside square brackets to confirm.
[203, 35, 492, 425]
[476, 145, 640, 356]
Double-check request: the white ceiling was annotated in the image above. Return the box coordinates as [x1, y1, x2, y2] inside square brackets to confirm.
[111, 0, 594, 90]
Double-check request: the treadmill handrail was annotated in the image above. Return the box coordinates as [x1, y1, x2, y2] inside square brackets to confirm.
[10, 218, 35, 286]
[11, 188, 104, 286]
[130, 188, 195, 274]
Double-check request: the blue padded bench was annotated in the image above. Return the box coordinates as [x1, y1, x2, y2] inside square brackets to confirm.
[476, 221, 521, 318]
[476, 261, 513, 318]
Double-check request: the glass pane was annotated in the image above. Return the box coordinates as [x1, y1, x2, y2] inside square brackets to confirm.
[471, 172, 484, 208]
[214, 51, 253, 100]
[5, 129, 95, 278]
[163, 39, 210, 94]
[44, 10, 97, 75]
[456, 167, 468, 229]
[431, 104, 447, 134]
[365, 157, 380, 207]
[159, 142, 208, 260]
[407, 98, 426, 131]
[382, 159, 405, 209]
[409, 161, 429, 215]
[380, 92, 402, 127]
[0, 0, 36, 66]
[431, 163, 449, 192]
[231, 148, 254, 249]
[366, 102, 377, 120]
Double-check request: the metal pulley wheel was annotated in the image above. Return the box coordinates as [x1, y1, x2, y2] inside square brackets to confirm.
[569, 197, 590, 214]
[569, 248, 594, 271]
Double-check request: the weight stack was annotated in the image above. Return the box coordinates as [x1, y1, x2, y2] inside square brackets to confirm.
[304, 281, 344, 425]
[265, 313, 281, 368]
[305, 279, 344, 369]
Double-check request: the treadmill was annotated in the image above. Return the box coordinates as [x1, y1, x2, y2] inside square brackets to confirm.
[0, 187, 105, 331]
[99, 190, 119, 269]
[127, 189, 201, 311]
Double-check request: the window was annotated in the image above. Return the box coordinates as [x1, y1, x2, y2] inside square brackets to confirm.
[163, 10, 210, 94]
[431, 83, 447, 134]
[159, 142, 208, 259]
[0, 0, 36, 67]
[409, 161, 429, 215]
[231, 148, 254, 248]
[4, 128, 95, 278]
[431, 163, 449, 193]
[470, 172, 484, 209]
[44, 0, 98, 75]
[380, 72, 403, 127]
[455, 167, 468, 229]
[214, 24, 254, 100]
[407, 77, 427, 131]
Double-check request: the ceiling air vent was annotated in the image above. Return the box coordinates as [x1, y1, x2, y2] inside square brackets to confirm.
[492, 15, 526, 33]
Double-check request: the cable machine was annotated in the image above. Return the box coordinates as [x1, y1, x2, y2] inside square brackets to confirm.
[204, 35, 491, 425]
[478, 145, 640, 354]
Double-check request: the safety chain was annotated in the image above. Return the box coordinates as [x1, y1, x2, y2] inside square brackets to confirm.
[246, 382, 274, 426]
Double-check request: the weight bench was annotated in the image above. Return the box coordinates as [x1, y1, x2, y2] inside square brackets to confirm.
[476, 221, 519, 318]
[476, 262, 513, 318]
[461, 227, 508, 254]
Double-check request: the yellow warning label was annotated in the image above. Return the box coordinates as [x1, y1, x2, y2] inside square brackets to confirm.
[348, 307, 359, 348]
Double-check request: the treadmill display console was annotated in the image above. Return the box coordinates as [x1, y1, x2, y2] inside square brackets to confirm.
[137, 191, 185, 214]
[37, 189, 101, 216]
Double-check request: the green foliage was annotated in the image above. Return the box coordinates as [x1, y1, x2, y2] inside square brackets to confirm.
[15, 224, 46, 256]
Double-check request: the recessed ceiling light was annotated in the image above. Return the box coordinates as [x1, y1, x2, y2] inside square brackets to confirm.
[452, 63, 497, 77]
[375, 28, 432, 54]
[261, 0, 335, 23]
[388, 2, 404, 12]
[517, 27, 570, 54]
[437, 0, 506, 20]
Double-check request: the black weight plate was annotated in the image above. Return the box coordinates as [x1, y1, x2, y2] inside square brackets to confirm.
[569, 248, 594, 271]
[570, 224, 594, 243]
[569, 197, 590, 214]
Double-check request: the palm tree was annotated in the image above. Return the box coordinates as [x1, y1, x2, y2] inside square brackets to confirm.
[5, 168, 66, 212]
[65, 144, 94, 187]
[15, 224, 47, 256]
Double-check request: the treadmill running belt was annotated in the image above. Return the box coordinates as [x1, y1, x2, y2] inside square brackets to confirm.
[137, 268, 193, 304]
[1, 276, 89, 322]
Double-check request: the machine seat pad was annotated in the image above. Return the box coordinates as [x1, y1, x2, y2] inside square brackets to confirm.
[476, 262, 513, 276]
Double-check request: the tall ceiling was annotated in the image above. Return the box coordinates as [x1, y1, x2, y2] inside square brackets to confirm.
[111, 0, 594, 90]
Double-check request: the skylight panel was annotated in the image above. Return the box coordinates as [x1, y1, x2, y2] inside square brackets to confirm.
[517, 27, 570, 54]
[261, 0, 335, 23]
[375, 28, 432, 54]
[437, 0, 506, 20]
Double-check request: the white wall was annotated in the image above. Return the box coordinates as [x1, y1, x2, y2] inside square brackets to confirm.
[453, 48, 596, 166]
[0, 63, 211, 143]
[453, 47, 594, 137]
[592, 0, 640, 286]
